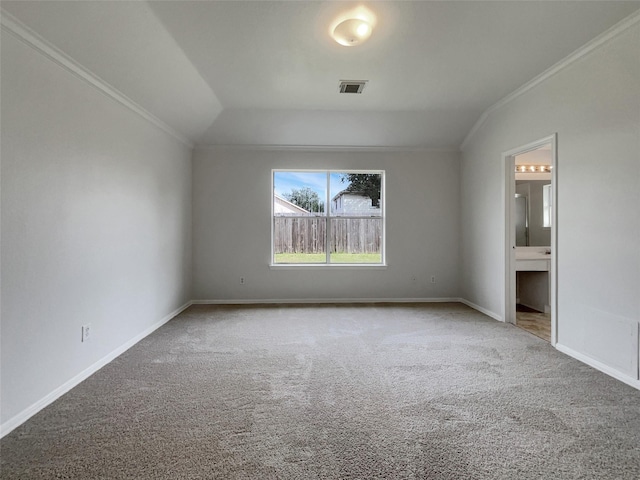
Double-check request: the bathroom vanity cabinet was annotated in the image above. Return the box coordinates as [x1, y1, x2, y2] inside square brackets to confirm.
[515, 247, 551, 313]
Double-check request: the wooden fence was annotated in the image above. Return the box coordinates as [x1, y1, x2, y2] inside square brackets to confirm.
[274, 217, 381, 254]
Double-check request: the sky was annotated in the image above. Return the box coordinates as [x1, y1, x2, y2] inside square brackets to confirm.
[273, 171, 351, 200]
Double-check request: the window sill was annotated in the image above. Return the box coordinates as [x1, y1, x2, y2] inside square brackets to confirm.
[269, 263, 387, 270]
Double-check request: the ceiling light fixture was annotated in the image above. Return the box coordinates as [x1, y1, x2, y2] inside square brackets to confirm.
[515, 165, 552, 173]
[330, 7, 376, 47]
[332, 18, 372, 46]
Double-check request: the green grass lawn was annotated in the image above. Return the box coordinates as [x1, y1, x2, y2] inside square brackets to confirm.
[275, 253, 382, 264]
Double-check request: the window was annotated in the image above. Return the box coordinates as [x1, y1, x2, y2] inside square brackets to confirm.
[542, 183, 552, 228]
[272, 170, 384, 265]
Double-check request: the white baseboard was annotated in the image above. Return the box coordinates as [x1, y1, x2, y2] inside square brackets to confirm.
[556, 343, 640, 391]
[458, 298, 503, 322]
[0, 301, 192, 439]
[191, 297, 461, 305]
[192, 297, 503, 324]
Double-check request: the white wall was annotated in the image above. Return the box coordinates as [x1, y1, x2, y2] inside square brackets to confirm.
[1, 31, 193, 428]
[461, 23, 640, 385]
[192, 148, 460, 301]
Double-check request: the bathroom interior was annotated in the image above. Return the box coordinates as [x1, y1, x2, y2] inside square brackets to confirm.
[514, 145, 552, 342]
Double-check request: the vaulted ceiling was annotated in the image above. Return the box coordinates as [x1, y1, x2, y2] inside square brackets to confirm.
[3, 1, 639, 148]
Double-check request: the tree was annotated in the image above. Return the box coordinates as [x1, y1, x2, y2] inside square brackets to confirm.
[341, 174, 381, 207]
[284, 187, 325, 213]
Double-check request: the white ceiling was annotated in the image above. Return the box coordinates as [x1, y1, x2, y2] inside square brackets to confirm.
[516, 146, 552, 166]
[3, 1, 639, 148]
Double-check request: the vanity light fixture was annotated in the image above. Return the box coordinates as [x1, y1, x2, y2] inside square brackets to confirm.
[515, 165, 552, 173]
[330, 7, 376, 47]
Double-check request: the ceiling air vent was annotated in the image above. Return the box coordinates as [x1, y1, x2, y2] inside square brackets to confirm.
[339, 80, 368, 94]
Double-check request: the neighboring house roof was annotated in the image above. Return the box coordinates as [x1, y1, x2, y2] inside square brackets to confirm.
[274, 193, 309, 214]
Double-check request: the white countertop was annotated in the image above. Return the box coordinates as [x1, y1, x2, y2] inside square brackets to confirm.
[515, 247, 551, 270]
[516, 251, 551, 260]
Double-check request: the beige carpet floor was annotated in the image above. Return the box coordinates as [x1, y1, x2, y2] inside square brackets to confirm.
[1, 303, 639, 479]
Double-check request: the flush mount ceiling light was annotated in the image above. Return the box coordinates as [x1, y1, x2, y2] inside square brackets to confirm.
[330, 6, 376, 47]
[332, 18, 372, 46]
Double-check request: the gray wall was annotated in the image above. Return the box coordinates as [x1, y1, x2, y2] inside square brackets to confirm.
[192, 148, 460, 301]
[461, 24, 640, 384]
[1, 31, 193, 426]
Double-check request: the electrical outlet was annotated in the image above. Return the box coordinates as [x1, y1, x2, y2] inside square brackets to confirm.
[81, 324, 91, 343]
[431, 276, 436, 284]
[240, 277, 246, 285]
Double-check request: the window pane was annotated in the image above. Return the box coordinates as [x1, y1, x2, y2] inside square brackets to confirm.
[274, 171, 326, 216]
[330, 218, 382, 264]
[273, 217, 327, 263]
[272, 170, 384, 265]
[330, 172, 382, 217]
[542, 184, 552, 227]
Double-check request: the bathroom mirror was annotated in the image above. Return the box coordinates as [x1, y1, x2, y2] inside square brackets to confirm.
[515, 181, 551, 246]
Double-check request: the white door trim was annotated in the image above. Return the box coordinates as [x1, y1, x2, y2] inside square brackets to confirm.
[502, 134, 557, 345]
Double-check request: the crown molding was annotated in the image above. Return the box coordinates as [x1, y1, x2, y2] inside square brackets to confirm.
[195, 144, 459, 154]
[1, 9, 194, 149]
[460, 8, 640, 151]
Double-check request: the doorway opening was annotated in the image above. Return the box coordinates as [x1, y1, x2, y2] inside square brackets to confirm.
[503, 135, 557, 345]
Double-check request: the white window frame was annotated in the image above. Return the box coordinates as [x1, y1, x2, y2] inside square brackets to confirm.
[271, 169, 386, 268]
[543, 183, 552, 228]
